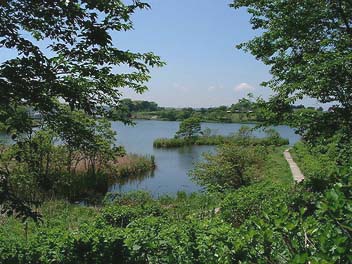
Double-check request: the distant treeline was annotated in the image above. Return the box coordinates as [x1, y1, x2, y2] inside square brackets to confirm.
[108, 98, 324, 124]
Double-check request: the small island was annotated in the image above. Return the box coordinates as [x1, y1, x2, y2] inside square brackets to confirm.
[153, 117, 289, 148]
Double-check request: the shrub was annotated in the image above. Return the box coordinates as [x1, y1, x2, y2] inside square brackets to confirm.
[0, 225, 129, 264]
[221, 181, 286, 226]
[190, 144, 267, 191]
[292, 141, 338, 192]
[125, 216, 197, 263]
[100, 204, 164, 228]
[104, 190, 154, 206]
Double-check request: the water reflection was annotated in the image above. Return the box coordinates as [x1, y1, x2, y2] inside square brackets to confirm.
[112, 169, 156, 186]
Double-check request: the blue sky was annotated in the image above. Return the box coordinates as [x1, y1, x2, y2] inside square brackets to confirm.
[1, 0, 320, 108]
[115, 0, 275, 107]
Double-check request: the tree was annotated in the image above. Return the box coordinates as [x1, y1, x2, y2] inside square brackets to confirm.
[177, 108, 194, 120]
[0, 0, 164, 220]
[0, 1, 164, 132]
[175, 117, 202, 139]
[231, 0, 352, 141]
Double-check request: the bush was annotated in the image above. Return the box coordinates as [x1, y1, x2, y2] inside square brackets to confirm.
[104, 190, 154, 206]
[100, 204, 164, 228]
[125, 216, 238, 264]
[190, 144, 267, 191]
[0, 225, 129, 264]
[221, 181, 286, 226]
[125, 216, 197, 263]
[0, 178, 351, 263]
[292, 141, 338, 192]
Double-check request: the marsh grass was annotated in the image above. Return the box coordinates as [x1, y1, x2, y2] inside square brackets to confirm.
[153, 135, 289, 148]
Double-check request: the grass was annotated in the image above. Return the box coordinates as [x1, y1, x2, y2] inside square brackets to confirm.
[153, 136, 290, 149]
[290, 142, 336, 180]
[153, 136, 228, 148]
[0, 200, 99, 239]
[0, 191, 221, 241]
[263, 146, 293, 185]
[109, 154, 155, 180]
[51, 154, 156, 202]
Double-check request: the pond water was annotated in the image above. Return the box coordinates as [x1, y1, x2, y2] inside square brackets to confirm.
[109, 120, 300, 196]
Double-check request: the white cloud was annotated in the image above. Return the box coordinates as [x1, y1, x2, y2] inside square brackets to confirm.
[208, 86, 216, 91]
[172, 82, 190, 93]
[234, 82, 254, 92]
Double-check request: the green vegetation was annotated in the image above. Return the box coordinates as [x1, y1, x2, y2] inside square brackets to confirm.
[153, 135, 228, 148]
[0, 0, 164, 220]
[291, 141, 340, 192]
[109, 97, 326, 124]
[0, 129, 155, 204]
[0, 122, 6, 132]
[111, 154, 156, 180]
[263, 146, 293, 185]
[154, 126, 289, 148]
[175, 117, 202, 139]
[2, 135, 351, 263]
[109, 96, 261, 123]
[233, 0, 352, 141]
[191, 144, 266, 191]
[1, 0, 351, 262]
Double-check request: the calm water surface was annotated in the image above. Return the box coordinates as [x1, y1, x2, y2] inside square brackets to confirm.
[109, 120, 300, 196]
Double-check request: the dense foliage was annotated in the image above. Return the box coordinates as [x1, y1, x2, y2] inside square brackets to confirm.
[232, 0, 352, 141]
[1, 1, 351, 263]
[0, 0, 164, 219]
[110, 98, 324, 124]
[175, 117, 202, 139]
[191, 144, 266, 191]
[1, 165, 351, 263]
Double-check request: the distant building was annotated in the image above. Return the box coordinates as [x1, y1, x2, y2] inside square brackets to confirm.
[27, 108, 43, 120]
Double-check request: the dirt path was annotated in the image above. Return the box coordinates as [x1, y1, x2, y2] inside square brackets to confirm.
[284, 149, 305, 183]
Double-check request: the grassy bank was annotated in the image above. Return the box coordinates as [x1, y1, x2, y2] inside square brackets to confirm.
[50, 154, 155, 203]
[153, 135, 228, 148]
[109, 154, 156, 180]
[0, 148, 155, 203]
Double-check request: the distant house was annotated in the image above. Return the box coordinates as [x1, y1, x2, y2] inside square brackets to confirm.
[32, 112, 42, 119]
[27, 108, 42, 120]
